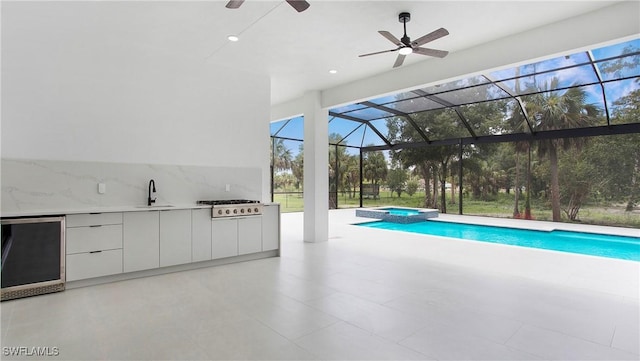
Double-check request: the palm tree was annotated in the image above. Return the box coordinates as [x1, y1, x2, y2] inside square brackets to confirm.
[508, 67, 529, 218]
[344, 156, 360, 198]
[524, 141, 533, 219]
[363, 151, 387, 199]
[524, 78, 600, 221]
[271, 138, 293, 172]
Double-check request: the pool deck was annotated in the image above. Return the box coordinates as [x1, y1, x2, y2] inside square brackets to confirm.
[278, 210, 639, 359]
[289, 209, 639, 299]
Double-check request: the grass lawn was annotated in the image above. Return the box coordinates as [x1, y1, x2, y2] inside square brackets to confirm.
[273, 191, 640, 228]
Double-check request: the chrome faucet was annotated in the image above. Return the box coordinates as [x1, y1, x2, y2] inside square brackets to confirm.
[148, 179, 156, 206]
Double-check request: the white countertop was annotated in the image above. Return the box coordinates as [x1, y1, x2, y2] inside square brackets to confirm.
[1, 202, 280, 218]
[1, 204, 213, 218]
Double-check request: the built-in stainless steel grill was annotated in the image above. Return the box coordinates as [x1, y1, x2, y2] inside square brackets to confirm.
[197, 200, 263, 218]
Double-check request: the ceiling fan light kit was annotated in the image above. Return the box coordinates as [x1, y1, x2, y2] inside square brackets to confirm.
[359, 12, 449, 68]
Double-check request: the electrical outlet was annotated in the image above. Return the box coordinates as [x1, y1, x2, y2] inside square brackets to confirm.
[225, 184, 231, 192]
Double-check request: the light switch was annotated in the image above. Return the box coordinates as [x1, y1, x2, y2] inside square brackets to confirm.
[225, 184, 231, 192]
[98, 183, 106, 194]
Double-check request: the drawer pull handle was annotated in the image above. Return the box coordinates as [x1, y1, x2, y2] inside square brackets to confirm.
[89, 250, 102, 254]
[89, 225, 102, 228]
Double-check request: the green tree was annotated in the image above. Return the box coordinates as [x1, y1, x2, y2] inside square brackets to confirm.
[609, 90, 640, 211]
[387, 112, 460, 210]
[523, 79, 600, 221]
[508, 67, 528, 218]
[344, 155, 360, 198]
[386, 83, 507, 211]
[558, 147, 598, 221]
[387, 168, 407, 197]
[406, 178, 419, 197]
[271, 138, 293, 172]
[328, 134, 344, 208]
[328, 134, 362, 202]
[591, 43, 640, 211]
[363, 151, 388, 198]
[291, 143, 304, 190]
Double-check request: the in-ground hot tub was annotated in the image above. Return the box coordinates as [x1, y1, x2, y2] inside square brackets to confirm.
[356, 206, 438, 223]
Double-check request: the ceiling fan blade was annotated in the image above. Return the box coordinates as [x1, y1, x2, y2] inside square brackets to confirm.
[358, 48, 398, 57]
[378, 31, 402, 46]
[412, 27, 449, 47]
[286, 0, 310, 12]
[413, 47, 449, 58]
[393, 54, 406, 68]
[225, 0, 245, 9]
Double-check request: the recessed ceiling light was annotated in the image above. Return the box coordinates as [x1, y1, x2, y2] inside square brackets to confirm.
[227, 35, 239, 42]
[329, 69, 338, 74]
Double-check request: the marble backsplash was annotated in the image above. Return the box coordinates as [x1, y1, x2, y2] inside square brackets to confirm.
[1, 158, 263, 214]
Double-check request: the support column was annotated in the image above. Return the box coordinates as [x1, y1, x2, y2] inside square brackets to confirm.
[303, 91, 329, 243]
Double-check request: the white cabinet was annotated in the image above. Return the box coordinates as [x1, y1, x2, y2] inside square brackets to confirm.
[262, 204, 280, 251]
[66, 206, 277, 282]
[66, 250, 123, 281]
[65, 213, 123, 281]
[212, 218, 238, 259]
[67, 224, 123, 254]
[238, 217, 262, 255]
[123, 211, 159, 272]
[160, 209, 192, 267]
[66, 212, 123, 227]
[192, 209, 212, 262]
[212, 216, 263, 258]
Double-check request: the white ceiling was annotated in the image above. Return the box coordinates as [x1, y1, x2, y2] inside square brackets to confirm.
[199, 0, 620, 105]
[3, 1, 625, 107]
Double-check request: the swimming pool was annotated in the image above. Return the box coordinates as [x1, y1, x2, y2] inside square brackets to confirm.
[358, 220, 640, 261]
[382, 207, 421, 216]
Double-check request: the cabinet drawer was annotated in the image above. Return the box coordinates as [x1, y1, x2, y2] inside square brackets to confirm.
[66, 249, 123, 281]
[66, 213, 123, 227]
[66, 225, 123, 254]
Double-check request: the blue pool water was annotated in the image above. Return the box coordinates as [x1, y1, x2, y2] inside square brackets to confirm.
[358, 220, 640, 261]
[381, 207, 421, 216]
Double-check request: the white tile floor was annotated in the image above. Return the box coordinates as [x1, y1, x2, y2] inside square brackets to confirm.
[1, 209, 638, 360]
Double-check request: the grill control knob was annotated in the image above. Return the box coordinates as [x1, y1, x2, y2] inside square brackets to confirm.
[240, 208, 245, 214]
[254, 208, 259, 213]
[233, 209, 238, 214]
[218, 210, 223, 215]
[225, 209, 230, 214]
[247, 208, 252, 213]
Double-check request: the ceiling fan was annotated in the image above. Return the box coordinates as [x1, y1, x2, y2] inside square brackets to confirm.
[359, 12, 449, 68]
[225, 0, 310, 13]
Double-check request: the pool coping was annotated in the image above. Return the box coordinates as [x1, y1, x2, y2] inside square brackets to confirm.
[355, 206, 439, 223]
[433, 213, 640, 238]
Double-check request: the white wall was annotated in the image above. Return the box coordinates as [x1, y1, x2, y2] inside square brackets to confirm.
[1, 2, 271, 201]
[1, 159, 262, 214]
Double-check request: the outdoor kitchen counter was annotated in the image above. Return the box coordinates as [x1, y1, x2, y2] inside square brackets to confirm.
[2, 202, 280, 294]
[1, 204, 213, 218]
